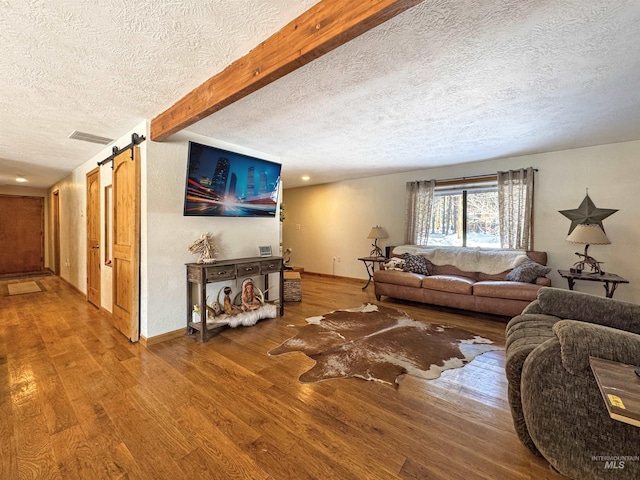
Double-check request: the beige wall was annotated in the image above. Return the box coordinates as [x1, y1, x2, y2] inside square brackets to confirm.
[143, 129, 282, 337]
[283, 139, 640, 304]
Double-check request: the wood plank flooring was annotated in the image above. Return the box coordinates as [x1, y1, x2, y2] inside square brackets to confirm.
[0, 274, 564, 479]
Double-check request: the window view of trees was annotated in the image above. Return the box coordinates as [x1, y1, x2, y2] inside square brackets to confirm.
[428, 187, 500, 247]
[429, 192, 463, 246]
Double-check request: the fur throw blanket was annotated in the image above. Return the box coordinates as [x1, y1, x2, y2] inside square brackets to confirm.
[393, 245, 528, 275]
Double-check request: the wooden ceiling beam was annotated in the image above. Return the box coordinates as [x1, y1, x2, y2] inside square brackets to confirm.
[150, 0, 423, 141]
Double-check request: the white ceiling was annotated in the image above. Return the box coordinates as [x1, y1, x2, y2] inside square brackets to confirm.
[2, 0, 640, 190]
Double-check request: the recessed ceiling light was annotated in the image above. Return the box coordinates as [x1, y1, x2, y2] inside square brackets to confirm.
[301, 175, 310, 181]
[16, 175, 27, 183]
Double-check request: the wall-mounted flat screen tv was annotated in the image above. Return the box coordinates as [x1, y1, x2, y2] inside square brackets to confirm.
[183, 142, 282, 217]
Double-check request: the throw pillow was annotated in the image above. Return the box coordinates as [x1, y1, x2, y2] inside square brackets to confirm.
[403, 254, 431, 275]
[383, 258, 406, 271]
[506, 259, 551, 283]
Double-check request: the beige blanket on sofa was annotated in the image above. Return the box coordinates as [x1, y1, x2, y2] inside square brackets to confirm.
[393, 245, 528, 275]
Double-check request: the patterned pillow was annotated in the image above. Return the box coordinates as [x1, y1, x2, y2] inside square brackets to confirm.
[505, 259, 551, 283]
[402, 254, 431, 275]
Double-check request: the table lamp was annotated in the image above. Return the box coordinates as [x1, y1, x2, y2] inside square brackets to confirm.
[368, 226, 388, 257]
[567, 223, 610, 274]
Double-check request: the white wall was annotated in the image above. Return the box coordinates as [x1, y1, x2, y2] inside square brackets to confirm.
[142, 129, 282, 338]
[283, 140, 640, 304]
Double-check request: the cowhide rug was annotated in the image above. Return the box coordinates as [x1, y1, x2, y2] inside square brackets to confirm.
[268, 304, 502, 387]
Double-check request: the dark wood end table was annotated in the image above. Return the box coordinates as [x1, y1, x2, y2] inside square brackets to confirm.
[590, 356, 640, 428]
[558, 269, 629, 298]
[357, 256, 387, 290]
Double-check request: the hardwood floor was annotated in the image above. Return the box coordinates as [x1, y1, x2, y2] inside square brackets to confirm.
[0, 274, 564, 479]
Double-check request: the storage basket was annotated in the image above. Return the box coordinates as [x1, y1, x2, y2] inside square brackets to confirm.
[283, 271, 302, 302]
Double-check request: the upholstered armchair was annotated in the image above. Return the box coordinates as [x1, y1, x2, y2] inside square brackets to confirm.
[505, 287, 640, 480]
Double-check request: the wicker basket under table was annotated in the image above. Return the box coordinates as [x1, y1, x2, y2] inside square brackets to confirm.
[283, 271, 302, 302]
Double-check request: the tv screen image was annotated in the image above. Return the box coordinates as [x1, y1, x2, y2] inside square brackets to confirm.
[184, 142, 282, 217]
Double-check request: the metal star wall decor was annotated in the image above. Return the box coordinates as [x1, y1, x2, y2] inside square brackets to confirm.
[559, 193, 618, 234]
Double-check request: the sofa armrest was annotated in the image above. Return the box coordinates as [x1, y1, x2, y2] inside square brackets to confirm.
[535, 277, 551, 286]
[537, 287, 640, 335]
[521, 299, 543, 315]
[553, 320, 640, 375]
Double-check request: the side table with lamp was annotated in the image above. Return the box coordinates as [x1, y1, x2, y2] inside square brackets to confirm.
[558, 194, 628, 297]
[358, 226, 388, 289]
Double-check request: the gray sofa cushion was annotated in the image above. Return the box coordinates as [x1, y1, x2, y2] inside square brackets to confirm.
[505, 314, 559, 454]
[537, 287, 640, 335]
[553, 320, 640, 375]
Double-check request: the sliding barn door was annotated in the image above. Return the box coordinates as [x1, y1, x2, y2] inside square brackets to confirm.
[112, 147, 141, 341]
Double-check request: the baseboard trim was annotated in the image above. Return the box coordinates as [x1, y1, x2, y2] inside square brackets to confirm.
[140, 328, 186, 347]
[58, 275, 85, 296]
[301, 271, 366, 284]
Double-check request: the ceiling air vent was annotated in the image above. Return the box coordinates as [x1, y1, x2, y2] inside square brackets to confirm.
[68, 130, 114, 145]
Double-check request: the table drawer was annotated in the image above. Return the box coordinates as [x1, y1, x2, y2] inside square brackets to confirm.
[205, 265, 236, 281]
[236, 262, 261, 277]
[260, 258, 282, 274]
[187, 266, 205, 283]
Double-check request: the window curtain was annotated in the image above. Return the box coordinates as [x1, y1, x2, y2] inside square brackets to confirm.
[405, 179, 436, 245]
[497, 167, 534, 250]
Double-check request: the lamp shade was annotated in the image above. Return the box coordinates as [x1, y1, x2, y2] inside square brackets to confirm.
[367, 226, 388, 240]
[566, 224, 611, 245]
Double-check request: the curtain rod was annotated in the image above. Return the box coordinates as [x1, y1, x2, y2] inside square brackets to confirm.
[97, 133, 146, 167]
[435, 168, 538, 185]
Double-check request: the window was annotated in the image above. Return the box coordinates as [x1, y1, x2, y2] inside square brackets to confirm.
[428, 182, 500, 248]
[406, 169, 534, 249]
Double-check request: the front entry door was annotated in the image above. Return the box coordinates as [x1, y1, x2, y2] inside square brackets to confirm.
[112, 147, 141, 342]
[0, 195, 44, 274]
[86, 168, 101, 307]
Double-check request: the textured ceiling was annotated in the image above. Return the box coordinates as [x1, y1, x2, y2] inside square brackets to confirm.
[0, 0, 317, 188]
[2, 0, 640, 189]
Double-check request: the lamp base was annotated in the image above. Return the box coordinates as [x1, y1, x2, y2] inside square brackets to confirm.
[573, 243, 604, 274]
[369, 246, 384, 257]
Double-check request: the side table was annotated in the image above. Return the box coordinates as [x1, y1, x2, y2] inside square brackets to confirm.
[357, 256, 387, 290]
[590, 356, 640, 428]
[557, 269, 629, 298]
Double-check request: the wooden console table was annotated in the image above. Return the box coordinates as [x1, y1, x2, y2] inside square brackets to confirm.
[558, 269, 629, 298]
[186, 256, 284, 342]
